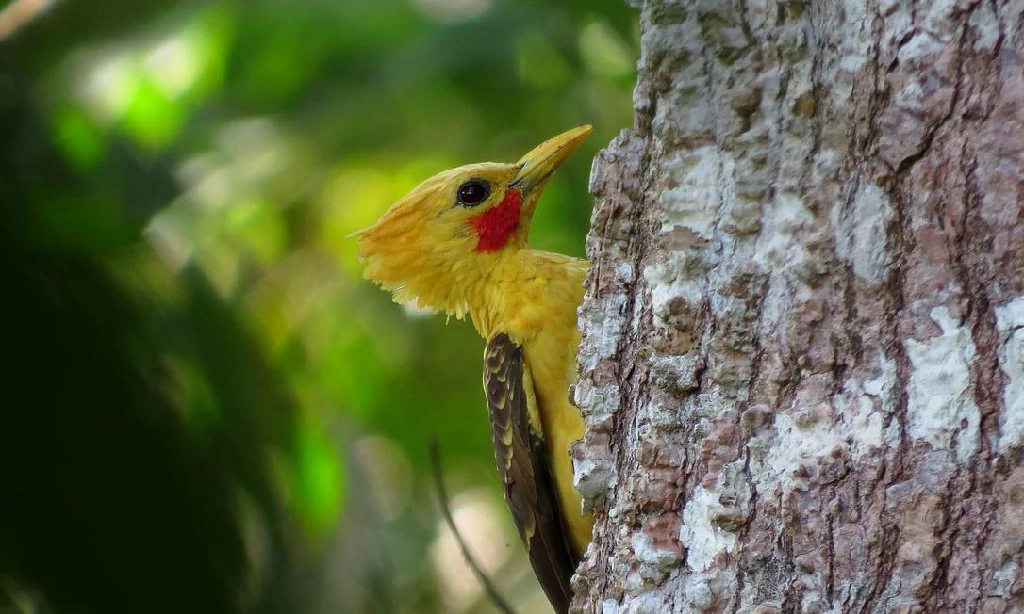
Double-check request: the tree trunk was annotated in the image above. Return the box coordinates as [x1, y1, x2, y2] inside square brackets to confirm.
[572, 1, 1024, 612]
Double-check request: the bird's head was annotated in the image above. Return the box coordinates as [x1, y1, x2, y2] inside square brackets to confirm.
[357, 125, 591, 316]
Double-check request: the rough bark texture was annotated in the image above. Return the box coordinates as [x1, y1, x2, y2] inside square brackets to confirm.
[572, 1, 1024, 612]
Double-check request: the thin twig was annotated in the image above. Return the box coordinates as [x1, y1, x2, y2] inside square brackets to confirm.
[0, 0, 55, 40]
[429, 438, 515, 614]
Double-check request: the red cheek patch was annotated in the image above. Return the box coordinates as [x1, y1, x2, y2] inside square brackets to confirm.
[469, 188, 522, 252]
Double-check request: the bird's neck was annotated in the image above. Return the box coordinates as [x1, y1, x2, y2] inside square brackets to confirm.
[461, 252, 516, 338]
[464, 249, 586, 342]
[376, 248, 506, 321]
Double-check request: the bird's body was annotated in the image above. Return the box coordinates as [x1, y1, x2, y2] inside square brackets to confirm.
[470, 248, 590, 554]
[358, 126, 594, 613]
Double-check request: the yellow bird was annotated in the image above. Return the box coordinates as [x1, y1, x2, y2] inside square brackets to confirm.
[357, 126, 594, 612]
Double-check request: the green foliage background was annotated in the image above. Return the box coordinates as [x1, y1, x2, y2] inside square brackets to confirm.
[0, 1, 635, 612]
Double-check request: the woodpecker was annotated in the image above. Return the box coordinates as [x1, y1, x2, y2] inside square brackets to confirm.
[357, 126, 593, 612]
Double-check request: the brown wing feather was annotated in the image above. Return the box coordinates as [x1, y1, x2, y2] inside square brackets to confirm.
[484, 333, 578, 614]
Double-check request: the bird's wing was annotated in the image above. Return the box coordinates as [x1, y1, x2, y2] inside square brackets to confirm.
[484, 332, 578, 614]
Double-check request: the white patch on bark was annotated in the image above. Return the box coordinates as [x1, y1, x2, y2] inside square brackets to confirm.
[615, 262, 636, 284]
[577, 291, 628, 375]
[645, 255, 708, 391]
[995, 296, 1024, 453]
[680, 575, 715, 609]
[967, 4, 1002, 52]
[574, 247, 635, 505]
[837, 399, 885, 453]
[747, 351, 894, 493]
[863, 350, 904, 449]
[573, 384, 612, 419]
[620, 591, 672, 614]
[757, 412, 846, 489]
[658, 146, 735, 238]
[631, 530, 682, 570]
[679, 485, 737, 571]
[646, 258, 702, 322]
[754, 192, 814, 271]
[922, 0, 967, 40]
[574, 457, 616, 505]
[899, 30, 945, 63]
[903, 306, 981, 461]
[864, 349, 898, 405]
[831, 183, 892, 283]
[993, 560, 1021, 598]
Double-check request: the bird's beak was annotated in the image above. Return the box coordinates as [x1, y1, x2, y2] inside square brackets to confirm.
[510, 125, 592, 196]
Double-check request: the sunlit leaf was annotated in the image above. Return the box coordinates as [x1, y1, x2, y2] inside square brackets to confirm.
[81, 54, 140, 125]
[121, 76, 185, 150]
[185, 4, 236, 99]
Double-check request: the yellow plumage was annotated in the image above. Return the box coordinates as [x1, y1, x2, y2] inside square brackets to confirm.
[357, 126, 593, 611]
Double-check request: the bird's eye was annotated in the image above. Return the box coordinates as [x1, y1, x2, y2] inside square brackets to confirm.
[457, 180, 491, 207]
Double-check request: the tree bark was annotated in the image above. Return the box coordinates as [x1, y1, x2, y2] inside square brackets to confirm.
[572, 1, 1024, 612]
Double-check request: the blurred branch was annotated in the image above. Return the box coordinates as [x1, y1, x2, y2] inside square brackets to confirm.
[429, 438, 515, 614]
[0, 0, 54, 40]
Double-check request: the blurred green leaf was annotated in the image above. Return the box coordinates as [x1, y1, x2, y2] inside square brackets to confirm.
[579, 18, 635, 78]
[517, 29, 572, 88]
[292, 418, 347, 539]
[52, 106, 106, 169]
